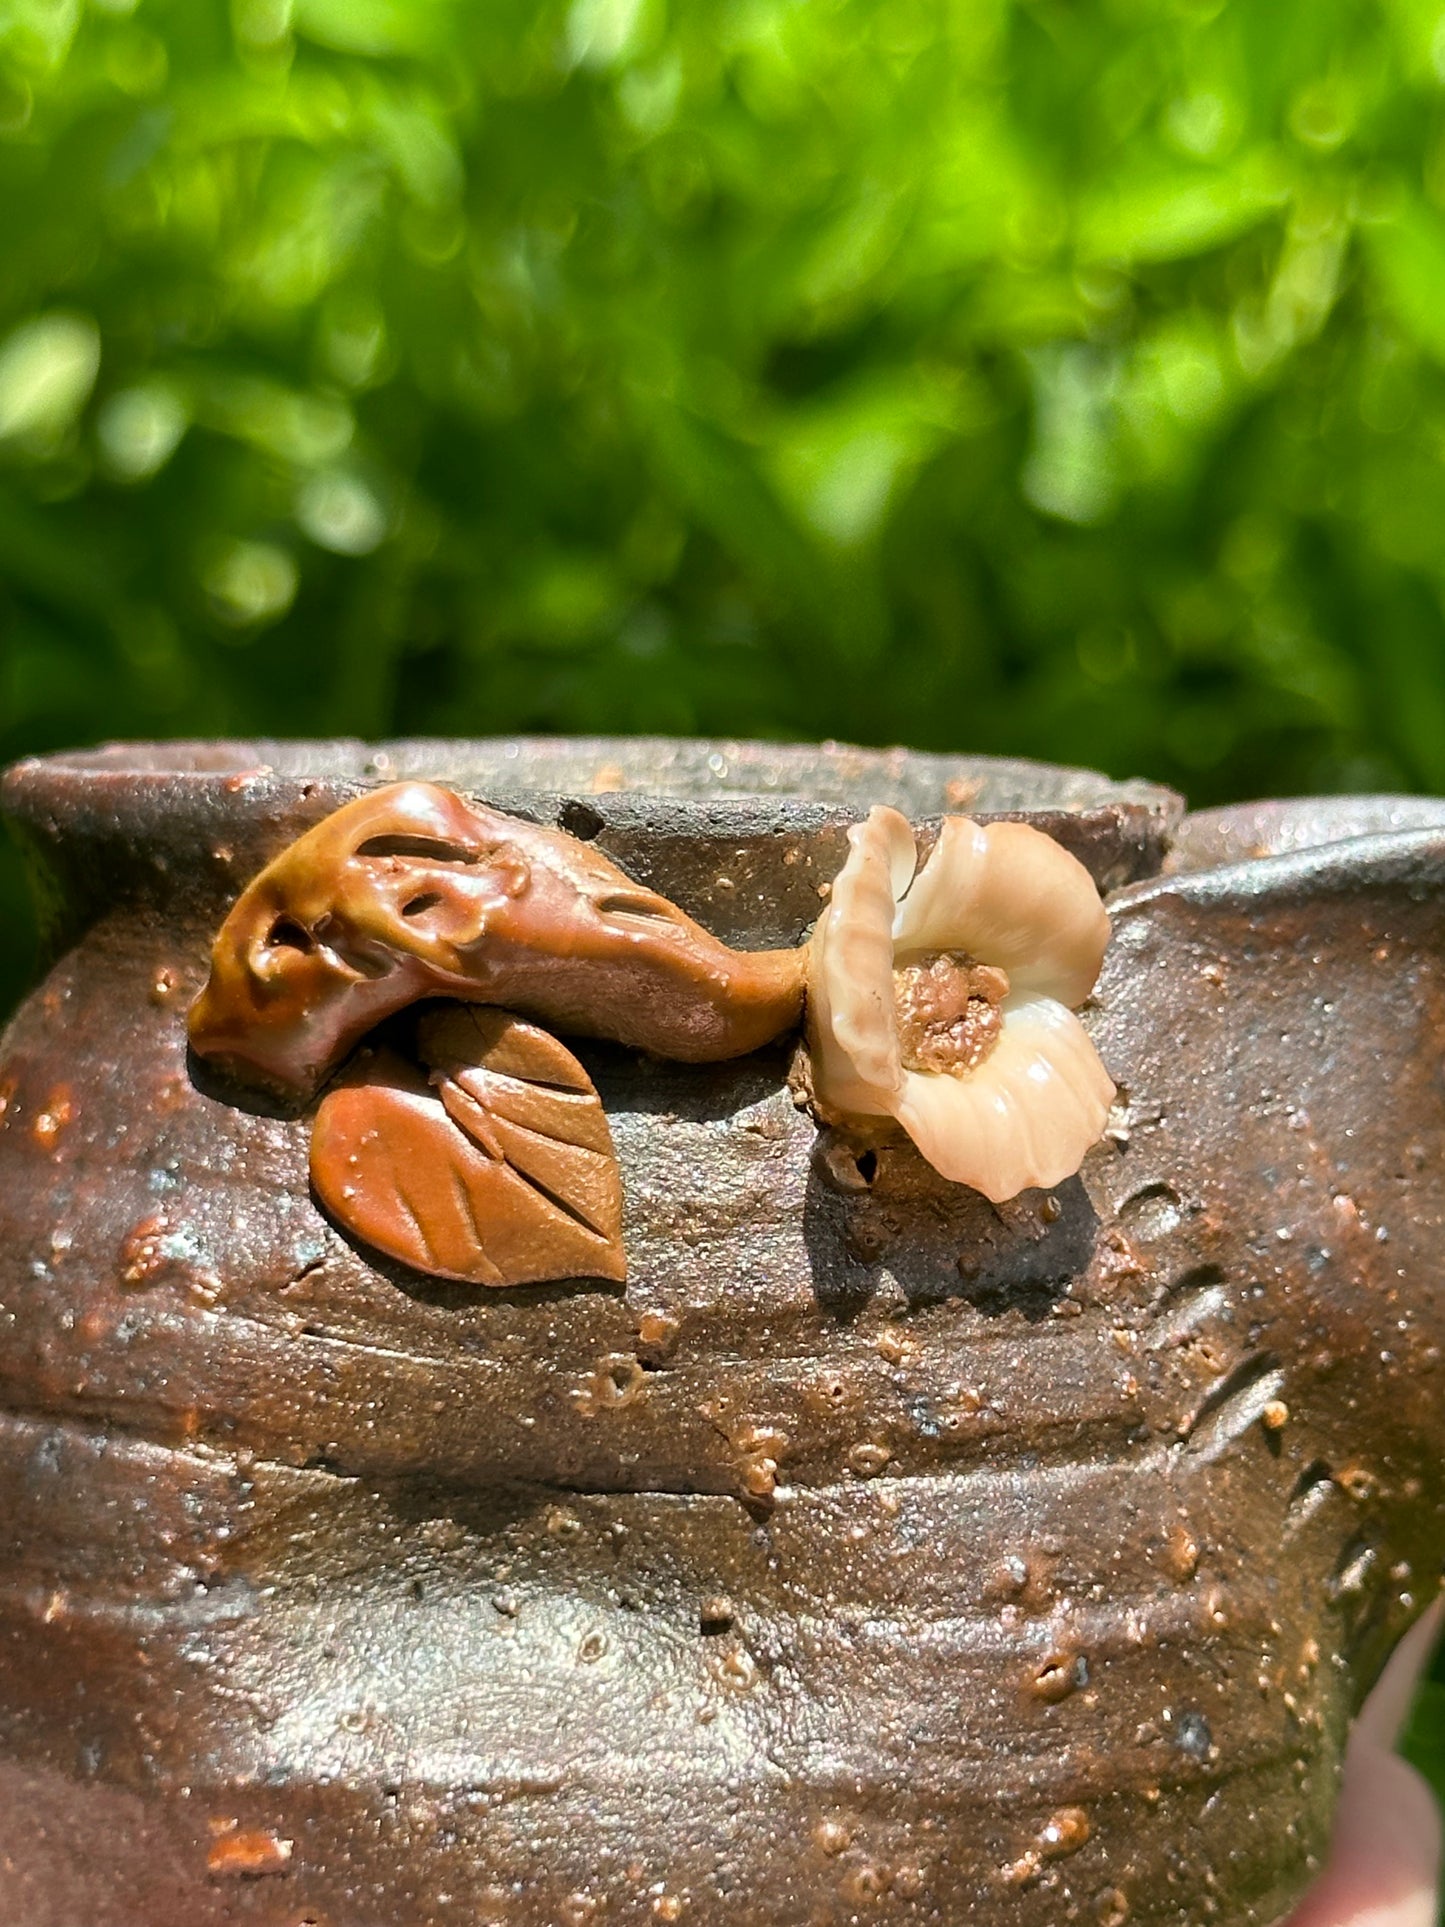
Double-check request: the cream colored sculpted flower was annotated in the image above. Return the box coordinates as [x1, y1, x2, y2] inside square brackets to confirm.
[807, 808, 1114, 1202]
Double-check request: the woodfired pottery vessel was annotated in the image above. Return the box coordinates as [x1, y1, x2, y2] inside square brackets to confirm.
[0, 738, 1443, 1927]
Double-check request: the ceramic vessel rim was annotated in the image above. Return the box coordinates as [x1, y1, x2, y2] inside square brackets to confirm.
[1, 734, 1182, 820]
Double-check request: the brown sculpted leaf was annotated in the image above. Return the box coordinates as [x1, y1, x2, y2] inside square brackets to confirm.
[310, 1007, 625, 1288]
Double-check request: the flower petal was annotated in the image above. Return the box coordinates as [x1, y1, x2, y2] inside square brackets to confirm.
[887, 994, 1114, 1201]
[893, 818, 1110, 1008]
[809, 805, 914, 1105]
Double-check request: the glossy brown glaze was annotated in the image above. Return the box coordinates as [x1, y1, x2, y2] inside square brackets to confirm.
[312, 1006, 626, 1289]
[188, 780, 807, 1099]
[0, 741, 1439, 1927]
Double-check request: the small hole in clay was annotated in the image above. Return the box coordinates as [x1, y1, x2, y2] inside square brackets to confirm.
[401, 892, 444, 919]
[1285, 1459, 1335, 1534]
[591, 1353, 646, 1409]
[558, 799, 605, 841]
[855, 1149, 878, 1186]
[1032, 1652, 1082, 1702]
[699, 1595, 735, 1635]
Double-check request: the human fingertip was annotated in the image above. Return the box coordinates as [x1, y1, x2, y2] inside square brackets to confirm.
[1288, 1743, 1440, 1927]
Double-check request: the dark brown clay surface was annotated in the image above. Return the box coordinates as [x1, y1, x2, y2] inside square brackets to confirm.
[0, 739, 1439, 1927]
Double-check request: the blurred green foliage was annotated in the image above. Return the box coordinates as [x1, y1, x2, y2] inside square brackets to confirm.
[2, 0, 1445, 1837]
[8, 0, 1445, 805]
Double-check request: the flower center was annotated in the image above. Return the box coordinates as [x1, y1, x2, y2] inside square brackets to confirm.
[893, 951, 1010, 1077]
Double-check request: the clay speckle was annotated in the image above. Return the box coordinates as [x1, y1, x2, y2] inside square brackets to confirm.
[206, 1829, 294, 1878]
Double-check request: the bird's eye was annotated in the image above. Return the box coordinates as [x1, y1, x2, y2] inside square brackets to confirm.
[266, 916, 313, 953]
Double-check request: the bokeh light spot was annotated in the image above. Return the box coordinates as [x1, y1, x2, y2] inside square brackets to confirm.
[0, 313, 100, 448]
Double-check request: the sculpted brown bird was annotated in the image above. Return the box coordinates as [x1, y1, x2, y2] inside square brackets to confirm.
[188, 780, 807, 1102]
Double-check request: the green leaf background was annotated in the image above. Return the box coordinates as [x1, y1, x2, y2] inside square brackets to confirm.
[2, 0, 1445, 1855]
